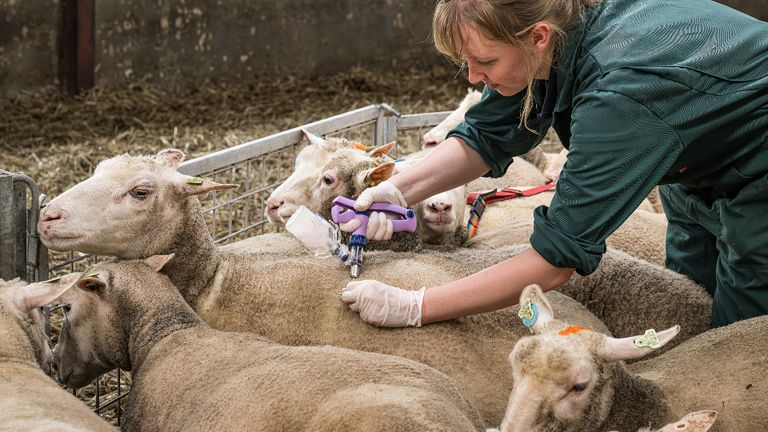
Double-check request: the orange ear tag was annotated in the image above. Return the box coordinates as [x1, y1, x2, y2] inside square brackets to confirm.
[351, 143, 367, 151]
[558, 325, 588, 336]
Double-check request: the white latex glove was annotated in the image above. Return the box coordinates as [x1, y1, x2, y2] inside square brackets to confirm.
[341, 280, 425, 327]
[339, 180, 406, 240]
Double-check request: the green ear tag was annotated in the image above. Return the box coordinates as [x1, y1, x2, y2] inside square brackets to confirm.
[186, 177, 204, 185]
[634, 329, 661, 349]
[43, 276, 61, 283]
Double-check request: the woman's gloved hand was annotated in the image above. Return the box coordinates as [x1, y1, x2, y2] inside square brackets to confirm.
[341, 280, 425, 327]
[339, 181, 406, 240]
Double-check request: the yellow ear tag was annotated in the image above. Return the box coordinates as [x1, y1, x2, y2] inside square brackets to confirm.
[517, 298, 539, 331]
[43, 276, 62, 283]
[85, 270, 101, 279]
[634, 329, 662, 349]
[186, 177, 204, 185]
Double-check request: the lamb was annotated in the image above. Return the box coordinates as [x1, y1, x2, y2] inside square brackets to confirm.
[0, 277, 114, 432]
[496, 284, 767, 432]
[38, 149, 611, 425]
[52, 256, 487, 432]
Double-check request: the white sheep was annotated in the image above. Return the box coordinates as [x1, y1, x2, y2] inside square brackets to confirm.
[422, 88, 483, 148]
[0, 277, 114, 432]
[489, 410, 719, 432]
[52, 256, 488, 432]
[465, 187, 668, 266]
[496, 284, 766, 432]
[38, 149, 611, 425]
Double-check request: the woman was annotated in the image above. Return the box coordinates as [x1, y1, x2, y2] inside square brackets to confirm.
[340, 0, 768, 328]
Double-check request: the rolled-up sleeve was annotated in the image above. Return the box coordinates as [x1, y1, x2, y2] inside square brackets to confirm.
[530, 90, 683, 275]
[447, 86, 550, 177]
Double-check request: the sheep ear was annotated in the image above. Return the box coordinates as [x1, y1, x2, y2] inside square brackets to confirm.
[77, 270, 107, 295]
[358, 162, 395, 190]
[597, 325, 680, 362]
[12, 274, 79, 312]
[156, 149, 186, 169]
[302, 129, 330, 149]
[179, 175, 239, 197]
[658, 410, 718, 432]
[366, 141, 396, 158]
[142, 254, 175, 272]
[517, 284, 554, 334]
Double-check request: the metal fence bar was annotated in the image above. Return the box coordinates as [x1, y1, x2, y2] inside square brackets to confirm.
[0, 171, 15, 280]
[179, 104, 386, 176]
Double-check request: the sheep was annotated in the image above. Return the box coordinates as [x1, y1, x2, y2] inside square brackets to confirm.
[0, 277, 114, 432]
[496, 284, 767, 432]
[264, 129, 548, 248]
[422, 88, 482, 148]
[52, 256, 487, 432]
[465, 187, 668, 266]
[38, 149, 611, 425]
[490, 410, 719, 432]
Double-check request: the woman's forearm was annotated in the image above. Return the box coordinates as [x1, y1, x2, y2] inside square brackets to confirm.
[421, 247, 575, 324]
[391, 137, 490, 205]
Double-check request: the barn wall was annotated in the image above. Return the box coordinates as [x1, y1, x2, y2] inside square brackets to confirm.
[0, 0, 765, 96]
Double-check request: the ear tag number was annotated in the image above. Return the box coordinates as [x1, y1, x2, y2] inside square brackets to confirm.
[634, 329, 661, 349]
[186, 177, 204, 185]
[518, 298, 539, 332]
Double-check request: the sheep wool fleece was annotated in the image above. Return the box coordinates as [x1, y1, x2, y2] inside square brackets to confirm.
[448, 0, 768, 324]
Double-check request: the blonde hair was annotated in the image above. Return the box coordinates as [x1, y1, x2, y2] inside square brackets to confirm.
[433, 0, 599, 130]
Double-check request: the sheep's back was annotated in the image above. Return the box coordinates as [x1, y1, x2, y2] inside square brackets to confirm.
[193, 245, 608, 425]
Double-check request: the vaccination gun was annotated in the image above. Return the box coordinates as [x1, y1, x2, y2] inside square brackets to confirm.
[331, 196, 417, 278]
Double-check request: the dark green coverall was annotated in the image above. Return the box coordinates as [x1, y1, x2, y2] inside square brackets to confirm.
[448, 0, 768, 326]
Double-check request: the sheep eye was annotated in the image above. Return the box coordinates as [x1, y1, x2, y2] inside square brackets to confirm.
[322, 175, 334, 186]
[571, 383, 588, 393]
[131, 188, 151, 200]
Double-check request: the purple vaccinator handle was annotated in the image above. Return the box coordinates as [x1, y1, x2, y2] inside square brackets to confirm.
[331, 196, 417, 235]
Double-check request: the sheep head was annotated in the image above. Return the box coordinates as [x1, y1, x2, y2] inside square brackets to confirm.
[53, 255, 176, 389]
[499, 284, 680, 432]
[266, 129, 395, 225]
[38, 149, 237, 258]
[1, 275, 77, 374]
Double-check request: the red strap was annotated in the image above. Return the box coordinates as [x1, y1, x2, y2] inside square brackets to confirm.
[466, 182, 556, 205]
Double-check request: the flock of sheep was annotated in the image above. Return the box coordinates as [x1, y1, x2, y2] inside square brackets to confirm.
[2, 92, 766, 431]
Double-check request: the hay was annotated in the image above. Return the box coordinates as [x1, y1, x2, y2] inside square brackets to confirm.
[0, 66, 474, 198]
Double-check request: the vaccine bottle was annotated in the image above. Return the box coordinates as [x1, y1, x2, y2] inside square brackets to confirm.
[285, 205, 351, 265]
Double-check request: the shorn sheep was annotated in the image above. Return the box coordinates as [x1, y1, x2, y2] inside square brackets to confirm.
[495, 284, 767, 432]
[38, 149, 609, 425]
[0, 277, 114, 432]
[53, 257, 486, 432]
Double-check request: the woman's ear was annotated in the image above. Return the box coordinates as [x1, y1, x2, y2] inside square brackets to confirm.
[529, 22, 553, 53]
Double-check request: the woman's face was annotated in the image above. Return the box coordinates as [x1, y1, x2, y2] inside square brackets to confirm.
[460, 23, 548, 96]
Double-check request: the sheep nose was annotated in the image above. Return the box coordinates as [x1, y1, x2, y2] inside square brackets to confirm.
[428, 202, 452, 213]
[266, 197, 284, 215]
[39, 207, 62, 223]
